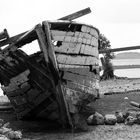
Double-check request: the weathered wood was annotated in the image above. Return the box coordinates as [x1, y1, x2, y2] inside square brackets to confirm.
[2, 83, 19, 93]
[61, 66, 99, 79]
[54, 42, 98, 57]
[35, 25, 49, 65]
[26, 89, 41, 103]
[20, 82, 31, 93]
[65, 81, 98, 95]
[56, 54, 99, 66]
[54, 42, 82, 55]
[59, 7, 91, 21]
[43, 21, 72, 127]
[10, 70, 30, 86]
[62, 71, 99, 89]
[52, 35, 98, 47]
[81, 25, 99, 38]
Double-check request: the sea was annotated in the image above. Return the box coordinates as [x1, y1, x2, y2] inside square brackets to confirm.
[111, 59, 140, 78]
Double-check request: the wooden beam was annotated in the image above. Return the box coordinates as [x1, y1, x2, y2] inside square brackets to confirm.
[42, 21, 72, 127]
[59, 7, 91, 21]
[99, 45, 140, 54]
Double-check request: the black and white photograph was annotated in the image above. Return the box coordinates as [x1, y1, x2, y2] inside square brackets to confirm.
[0, 0, 140, 139]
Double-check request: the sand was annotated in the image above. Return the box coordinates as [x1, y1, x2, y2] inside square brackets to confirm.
[2, 78, 140, 139]
[100, 78, 140, 94]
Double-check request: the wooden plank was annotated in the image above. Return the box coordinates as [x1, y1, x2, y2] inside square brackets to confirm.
[59, 66, 100, 79]
[0, 32, 26, 48]
[26, 89, 41, 103]
[81, 25, 99, 38]
[13, 96, 27, 106]
[54, 42, 98, 57]
[43, 21, 72, 127]
[10, 70, 30, 86]
[16, 108, 31, 119]
[54, 42, 81, 55]
[20, 82, 31, 93]
[59, 7, 91, 21]
[52, 35, 98, 47]
[5, 89, 24, 97]
[52, 31, 93, 40]
[2, 26, 38, 54]
[65, 81, 99, 95]
[80, 44, 98, 57]
[2, 83, 19, 93]
[35, 25, 49, 65]
[62, 71, 99, 89]
[56, 54, 99, 66]
[51, 30, 67, 36]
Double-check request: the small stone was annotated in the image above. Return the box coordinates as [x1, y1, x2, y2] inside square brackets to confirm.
[5, 130, 22, 139]
[104, 114, 117, 125]
[124, 97, 128, 100]
[0, 127, 11, 134]
[87, 112, 104, 125]
[135, 112, 140, 124]
[125, 116, 137, 125]
[115, 111, 124, 123]
[0, 134, 9, 140]
[0, 119, 4, 127]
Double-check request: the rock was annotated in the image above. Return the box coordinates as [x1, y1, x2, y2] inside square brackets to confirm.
[125, 116, 137, 125]
[0, 119, 4, 127]
[87, 112, 104, 125]
[5, 130, 22, 139]
[123, 111, 130, 119]
[0, 127, 22, 139]
[3, 123, 10, 128]
[135, 112, 140, 124]
[0, 127, 11, 134]
[115, 111, 124, 123]
[104, 114, 117, 125]
[0, 134, 9, 140]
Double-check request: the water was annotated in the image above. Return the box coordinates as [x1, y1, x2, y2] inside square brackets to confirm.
[112, 59, 140, 78]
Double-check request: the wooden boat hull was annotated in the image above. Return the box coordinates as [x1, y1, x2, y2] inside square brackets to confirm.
[0, 21, 100, 128]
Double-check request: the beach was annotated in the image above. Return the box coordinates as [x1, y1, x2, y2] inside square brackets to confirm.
[0, 78, 140, 139]
[100, 78, 140, 94]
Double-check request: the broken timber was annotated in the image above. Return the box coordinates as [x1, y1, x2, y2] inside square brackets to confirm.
[0, 8, 100, 128]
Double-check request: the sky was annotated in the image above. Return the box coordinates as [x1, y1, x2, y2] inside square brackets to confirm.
[1, 0, 140, 50]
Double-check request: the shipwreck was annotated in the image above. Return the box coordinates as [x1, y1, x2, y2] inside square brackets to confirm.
[0, 8, 100, 129]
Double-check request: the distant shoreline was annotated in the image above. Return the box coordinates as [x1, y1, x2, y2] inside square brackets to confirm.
[113, 65, 140, 69]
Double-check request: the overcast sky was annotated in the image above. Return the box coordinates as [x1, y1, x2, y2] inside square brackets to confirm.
[1, 0, 140, 50]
